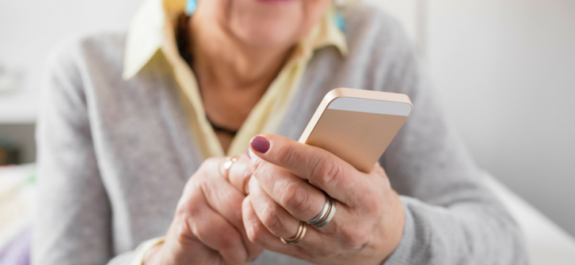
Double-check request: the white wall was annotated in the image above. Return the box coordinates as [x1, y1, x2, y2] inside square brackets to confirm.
[0, 0, 144, 122]
[0, 0, 143, 69]
[370, 0, 575, 236]
[426, 0, 575, 236]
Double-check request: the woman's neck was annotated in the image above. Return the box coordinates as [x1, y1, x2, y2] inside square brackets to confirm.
[189, 17, 291, 92]
[187, 15, 294, 152]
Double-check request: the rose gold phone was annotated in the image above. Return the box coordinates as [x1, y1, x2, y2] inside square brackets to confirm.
[299, 88, 412, 173]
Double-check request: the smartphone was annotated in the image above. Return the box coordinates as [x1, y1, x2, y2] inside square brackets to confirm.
[299, 88, 412, 173]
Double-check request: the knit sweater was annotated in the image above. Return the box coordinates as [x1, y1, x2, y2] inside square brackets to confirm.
[34, 4, 528, 265]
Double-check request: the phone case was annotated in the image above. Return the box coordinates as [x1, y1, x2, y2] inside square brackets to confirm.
[299, 88, 412, 173]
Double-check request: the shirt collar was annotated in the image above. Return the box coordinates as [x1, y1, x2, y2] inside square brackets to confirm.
[123, 0, 348, 80]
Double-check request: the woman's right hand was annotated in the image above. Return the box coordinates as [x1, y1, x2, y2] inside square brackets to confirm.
[144, 155, 263, 265]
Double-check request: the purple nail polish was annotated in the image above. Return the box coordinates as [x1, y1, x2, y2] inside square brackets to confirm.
[250, 136, 270, 153]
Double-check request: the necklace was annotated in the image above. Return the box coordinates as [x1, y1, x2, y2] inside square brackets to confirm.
[177, 14, 240, 136]
[205, 115, 239, 136]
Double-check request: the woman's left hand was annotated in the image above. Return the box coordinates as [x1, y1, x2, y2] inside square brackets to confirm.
[242, 134, 405, 265]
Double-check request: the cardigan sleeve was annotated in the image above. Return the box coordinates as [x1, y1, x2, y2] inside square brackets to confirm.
[380, 28, 529, 265]
[33, 41, 154, 265]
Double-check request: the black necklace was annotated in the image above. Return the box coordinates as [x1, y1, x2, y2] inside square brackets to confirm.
[177, 14, 239, 136]
[205, 115, 239, 136]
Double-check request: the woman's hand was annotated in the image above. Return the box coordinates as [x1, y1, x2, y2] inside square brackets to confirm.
[242, 134, 405, 265]
[145, 155, 263, 265]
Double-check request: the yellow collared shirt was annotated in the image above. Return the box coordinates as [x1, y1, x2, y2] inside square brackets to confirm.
[124, 0, 347, 161]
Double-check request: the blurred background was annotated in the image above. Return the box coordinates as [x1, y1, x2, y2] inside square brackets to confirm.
[0, 0, 574, 262]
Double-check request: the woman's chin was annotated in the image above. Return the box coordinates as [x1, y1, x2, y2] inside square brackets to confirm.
[230, 0, 305, 47]
[233, 24, 301, 50]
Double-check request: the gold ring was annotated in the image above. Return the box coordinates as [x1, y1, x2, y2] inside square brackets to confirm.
[280, 221, 307, 245]
[222, 155, 239, 180]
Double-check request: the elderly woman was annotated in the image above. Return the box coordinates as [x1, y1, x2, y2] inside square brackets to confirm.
[34, 0, 528, 264]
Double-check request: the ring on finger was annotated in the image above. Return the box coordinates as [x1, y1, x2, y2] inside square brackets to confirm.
[222, 155, 239, 179]
[307, 194, 336, 228]
[308, 193, 330, 225]
[280, 221, 307, 245]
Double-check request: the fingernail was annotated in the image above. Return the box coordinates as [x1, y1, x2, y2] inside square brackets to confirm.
[250, 136, 270, 154]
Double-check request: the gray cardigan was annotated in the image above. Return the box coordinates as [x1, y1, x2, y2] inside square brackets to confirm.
[34, 4, 528, 265]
